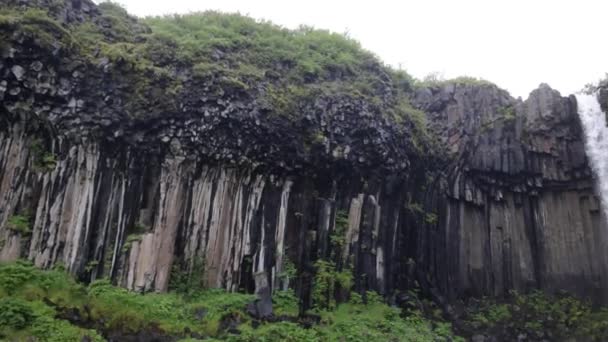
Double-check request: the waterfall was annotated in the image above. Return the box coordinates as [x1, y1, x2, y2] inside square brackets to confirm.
[576, 93, 608, 218]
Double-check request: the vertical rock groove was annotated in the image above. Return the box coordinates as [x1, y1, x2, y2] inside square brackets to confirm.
[2, 86, 608, 304]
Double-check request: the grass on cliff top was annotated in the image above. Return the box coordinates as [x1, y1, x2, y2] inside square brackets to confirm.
[0, 260, 462, 341]
[0, 2, 421, 115]
[0, 0, 442, 158]
[1, 1, 405, 88]
[415, 72, 495, 88]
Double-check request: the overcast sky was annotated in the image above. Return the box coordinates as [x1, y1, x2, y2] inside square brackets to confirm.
[101, 0, 606, 99]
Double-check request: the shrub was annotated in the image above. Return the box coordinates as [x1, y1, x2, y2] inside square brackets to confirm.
[0, 297, 35, 330]
[463, 291, 608, 341]
[29, 139, 57, 172]
[0, 260, 465, 341]
[169, 257, 206, 295]
[7, 214, 32, 235]
[314, 301, 462, 342]
[234, 321, 321, 342]
[330, 210, 349, 254]
[272, 289, 299, 316]
[311, 260, 352, 310]
[277, 257, 297, 290]
[0, 260, 38, 293]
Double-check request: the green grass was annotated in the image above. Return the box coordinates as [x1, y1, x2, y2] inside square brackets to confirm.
[0, 261, 255, 339]
[311, 301, 463, 342]
[10, 259, 604, 341]
[1, 0, 438, 156]
[0, 261, 103, 341]
[0, 260, 465, 341]
[0, 8, 73, 51]
[416, 74, 495, 88]
[234, 300, 462, 342]
[272, 289, 299, 316]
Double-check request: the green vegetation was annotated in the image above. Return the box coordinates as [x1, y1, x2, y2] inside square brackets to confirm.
[424, 212, 438, 225]
[0, 8, 73, 51]
[311, 259, 353, 310]
[142, 13, 373, 83]
[0, 297, 35, 330]
[235, 300, 461, 342]
[0, 260, 463, 341]
[29, 139, 57, 172]
[478, 105, 518, 134]
[277, 257, 297, 289]
[462, 290, 608, 341]
[120, 233, 143, 253]
[120, 223, 149, 253]
[1, 0, 440, 158]
[0, 261, 104, 341]
[329, 209, 349, 254]
[498, 105, 517, 122]
[405, 201, 424, 215]
[405, 201, 438, 225]
[169, 257, 207, 295]
[417, 72, 495, 88]
[7, 214, 32, 235]
[0, 261, 253, 339]
[271, 289, 299, 316]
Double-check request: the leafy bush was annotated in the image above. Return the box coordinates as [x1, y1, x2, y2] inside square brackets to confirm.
[29, 138, 57, 172]
[311, 260, 352, 310]
[0, 262, 103, 341]
[0, 260, 39, 293]
[0, 297, 35, 330]
[463, 291, 608, 341]
[169, 257, 206, 295]
[314, 302, 462, 342]
[0, 260, 466, 341]
[330, 210, 349, 255]
[26, 300, 104, 342]
[235, 321, 321, 341]
[272, 289, 299, 316]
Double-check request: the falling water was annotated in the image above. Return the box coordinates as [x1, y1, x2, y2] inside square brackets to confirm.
[576, 93, 608, 218]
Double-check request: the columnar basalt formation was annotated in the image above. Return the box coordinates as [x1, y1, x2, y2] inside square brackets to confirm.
[0, 123, 424, 303]
[1, 0, 607, 310]
[414, 84, 608, 303]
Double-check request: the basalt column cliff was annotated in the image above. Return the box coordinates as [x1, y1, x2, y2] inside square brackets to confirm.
[1, 0, 607, 308]
[414, 84, 608, 304]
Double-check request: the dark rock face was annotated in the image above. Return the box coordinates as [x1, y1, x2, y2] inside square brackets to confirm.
[414, 83, 608, 303]
[0, 0, 438, 308]
[0, 16, 434, 305]
[599, 86, 608, 118]
[1, 0, 607, 309]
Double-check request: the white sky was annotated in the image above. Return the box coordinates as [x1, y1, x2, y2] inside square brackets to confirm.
[101, 0, 607, 99]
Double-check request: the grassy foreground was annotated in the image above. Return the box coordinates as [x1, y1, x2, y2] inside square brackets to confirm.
[0, 261, 462, 341]
[2, 260, 607, 341]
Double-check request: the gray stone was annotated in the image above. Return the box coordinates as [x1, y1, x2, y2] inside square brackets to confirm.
[8, 87, 20, 96]
[30, 61, 43, 72]
[11, 65, 25, 80]
[472, 335, 486, 342]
